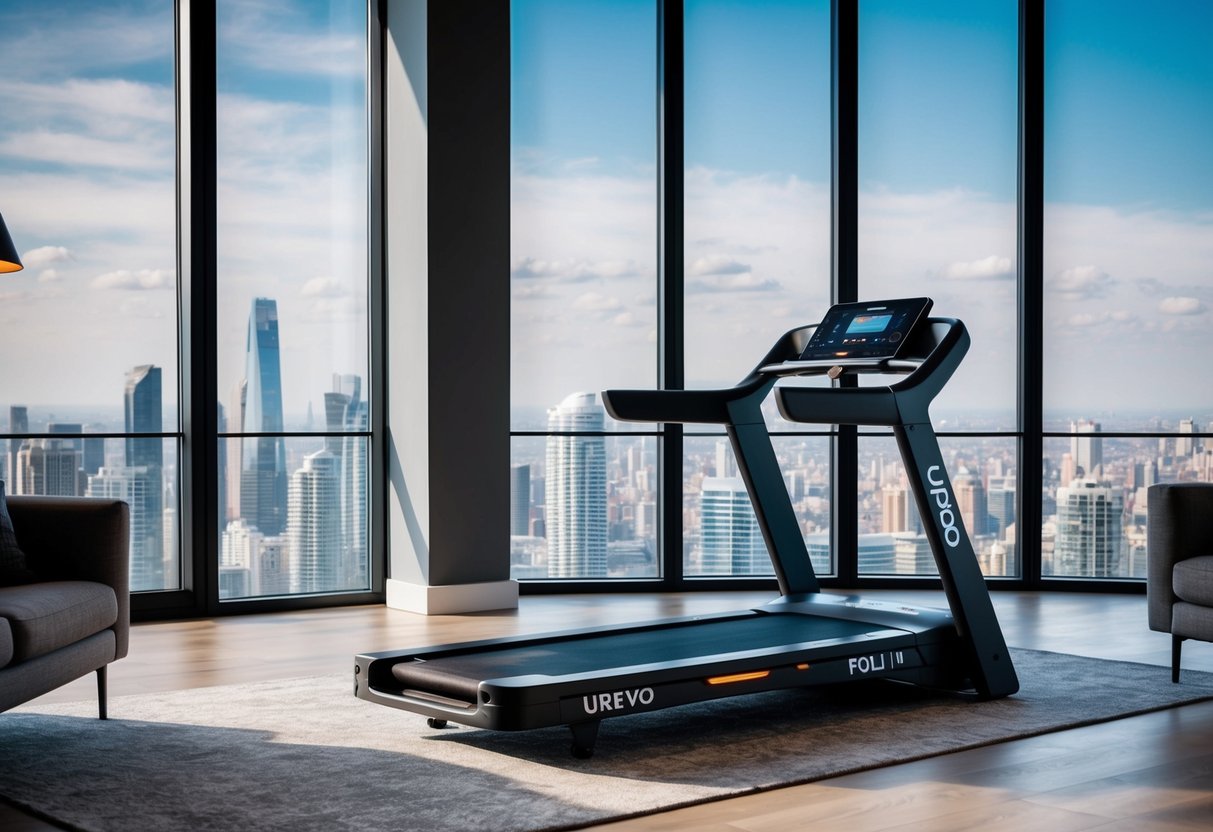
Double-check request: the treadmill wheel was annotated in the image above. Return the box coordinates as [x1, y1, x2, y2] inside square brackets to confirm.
[427, 717, 448, 729]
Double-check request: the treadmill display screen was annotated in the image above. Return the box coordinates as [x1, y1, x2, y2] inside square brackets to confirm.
[798, 297, 933, 363]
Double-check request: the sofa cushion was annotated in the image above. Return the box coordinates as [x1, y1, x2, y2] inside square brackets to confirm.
[0, 481, 36, 586]
[0, 581, 118, 664]
[1173, 556, 1213, 607]
[0, 617, 12, 668]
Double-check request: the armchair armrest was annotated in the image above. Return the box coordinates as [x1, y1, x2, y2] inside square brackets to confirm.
[5, 496, 131, 659]
[1147, 483, 1213, 633]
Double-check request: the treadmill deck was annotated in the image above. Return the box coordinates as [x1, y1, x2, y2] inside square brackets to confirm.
[392, 612, 889, 702]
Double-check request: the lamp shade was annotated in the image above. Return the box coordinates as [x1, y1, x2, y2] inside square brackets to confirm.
[0, 211, 23, 273]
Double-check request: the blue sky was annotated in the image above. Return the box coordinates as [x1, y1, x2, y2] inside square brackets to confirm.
[1, 0, 1210, 417]
[511, 0, 1213, 211]
[0, 0, 367, 417]
[509, 0, 1213, 420]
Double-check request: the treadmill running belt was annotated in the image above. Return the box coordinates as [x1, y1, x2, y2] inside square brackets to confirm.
[392, 613, 885, 702]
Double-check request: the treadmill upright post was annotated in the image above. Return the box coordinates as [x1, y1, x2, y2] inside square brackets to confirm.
[726, 416, 820, 596]
[895, 421, 1019, 698]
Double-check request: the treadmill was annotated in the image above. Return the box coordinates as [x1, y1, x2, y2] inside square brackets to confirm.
[355, 299, 1019, 757]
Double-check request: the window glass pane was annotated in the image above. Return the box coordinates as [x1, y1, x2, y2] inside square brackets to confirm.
[1043, 1, 1213, 428]
[683, 0, 831, 392]
[0, 1, 180, 592]
[216, 0, 369, 431]
[858, 0, 1019, 431]
[684, 435, 832, 578]
[510, 0, 658, 432]
[859, 435, 1017, 578]
[510, 435, 659, 580]
[219, 436, 369, 599]
[1043, 2, 1213, 572]
[217, 0, 369, 598]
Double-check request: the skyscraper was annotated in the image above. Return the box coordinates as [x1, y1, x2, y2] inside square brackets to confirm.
[1070, 419, 1103, 480]
[1177, 418, 1198, 458]
[1054, 479, 1124, 577]
[953, 467, 988, 536]
[287, 449, 341, 594]
[328, 373, 367, 589]
[6, 405, 27, 489]
[987, 475, 1016, 537]
[545, 392, 607, 578]
[220, 518, 262, 599]
[226, 378, 247, 525]
[699, 476, 767, 574]
[881, 484, 908, 533]
[125, 365, 164, 591]
[16, 438, 82, 496]
[240, 298, 288, 535]
[510, 464, 531, 536]
[87, 465, 162, 591]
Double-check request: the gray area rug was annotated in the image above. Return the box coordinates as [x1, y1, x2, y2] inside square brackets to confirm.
[3, 648, 1213, 832]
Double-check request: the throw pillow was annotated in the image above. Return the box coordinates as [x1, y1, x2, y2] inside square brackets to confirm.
[0, 480, 36, 586]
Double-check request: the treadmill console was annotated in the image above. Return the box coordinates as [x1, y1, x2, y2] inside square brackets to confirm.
[798, 297, 933, 364]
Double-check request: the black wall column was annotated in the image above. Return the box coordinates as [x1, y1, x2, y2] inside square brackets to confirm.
[1018, 0, 1045, 585]
[831, 0, 860, 584]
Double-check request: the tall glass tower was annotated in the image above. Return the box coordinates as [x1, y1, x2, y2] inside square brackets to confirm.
[1054, 479, 1124, 577]
[545, 392, 607, 578]
[240, 298, 288, 535]
[287, 449, 341, 594]
[6, 405, 28, 490]
[699, 476, 765, 575]
[124, 365, 164, 590]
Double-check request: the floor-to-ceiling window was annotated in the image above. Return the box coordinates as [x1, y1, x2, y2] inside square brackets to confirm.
[509, 0, 660, 580]
[215, 0, 372, 600]
[857, 0, 1020, 578]
[683, 0, 833, 578]
[1, 0, 376, 612]
[0, 0, 182, 593]
[1041, 0, 1213, 580]
[507, 0, 1213, 592]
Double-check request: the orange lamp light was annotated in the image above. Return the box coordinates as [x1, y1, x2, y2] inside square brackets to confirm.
[0, 212, 23, 273]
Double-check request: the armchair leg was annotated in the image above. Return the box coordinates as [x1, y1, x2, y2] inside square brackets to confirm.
[1172, 635, 1183, 684]
[97, 666, 108, 719]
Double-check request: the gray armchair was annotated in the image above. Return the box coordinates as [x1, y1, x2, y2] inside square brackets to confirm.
[0, 496, 130, 717]
[1147, 483, 1213, 682]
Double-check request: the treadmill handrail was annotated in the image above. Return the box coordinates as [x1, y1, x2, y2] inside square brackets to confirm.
[601, 325, 815, 425]
[775, 318, 967, 427]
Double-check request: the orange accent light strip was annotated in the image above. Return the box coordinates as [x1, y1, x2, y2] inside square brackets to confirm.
[796, 663, 810, 670]
[706, 670, 770, 686]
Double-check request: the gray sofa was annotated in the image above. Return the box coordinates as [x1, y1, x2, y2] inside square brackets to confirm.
[0, 496, 130, 717]
[1147, 482, 1213, 683]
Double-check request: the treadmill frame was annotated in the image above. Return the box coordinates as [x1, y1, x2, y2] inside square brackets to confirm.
[355, 314, 1018, 754]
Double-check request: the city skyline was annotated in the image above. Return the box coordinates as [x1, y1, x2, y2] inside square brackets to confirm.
[1, 295, 371, 600]
[509, 392, 1212, 581]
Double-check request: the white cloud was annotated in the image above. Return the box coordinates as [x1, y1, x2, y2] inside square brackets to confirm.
[687, 272, 781, 293]
[513, 284, 551, 301]
[689, 255, 751, 276]
[90, 269, 173, 290]
[511, 256, 642, 283]
[942, 255, 1013, 281]
[21, 245, 73, 269]
[1066, 311, 1135, 328]
[572, 292, 622, 313]
[301, 276, 349, 298]
[1050, 265, 1114, 299]
[610, 312, 647, 328]
[37, 269, 61, 283]
[1158, 296, 1205, 315]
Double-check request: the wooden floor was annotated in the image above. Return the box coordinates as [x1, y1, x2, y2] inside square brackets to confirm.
[5, 590, 1213, 831]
